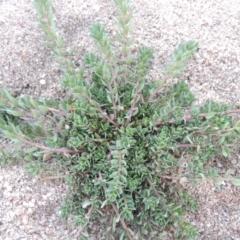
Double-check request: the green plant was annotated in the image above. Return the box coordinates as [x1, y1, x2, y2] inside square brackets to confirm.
[0, 0, 240, 239]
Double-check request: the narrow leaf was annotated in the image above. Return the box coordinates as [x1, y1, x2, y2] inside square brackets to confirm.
[6, 110, 24, 117]
[205, 112, 216, 119]
[231, 178, 240, 186]
[82, 200, 92, 209]
[30, 98, 39, 109]
[56, 35, 64, 48]
[3, 89, 18, 107]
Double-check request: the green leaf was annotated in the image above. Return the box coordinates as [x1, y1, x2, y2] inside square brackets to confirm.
[3, 89, 18, 107]
[40, 34, 52, 40]
[180, 177, 188, 184]
[6, 110, 24, 117]
[56, 35, 64, 48]
[55, 49, 67, 57]
[231, 178, 240, 186]
[46, 42, 56, 47]
[67, 60, 75, 68]
[158, 231, 167, 238]
[119, 231, 125, 240]
[68, 46, 77, 55]
[0, 118, 6, 127]
[109, 172, 118, 179]
[38, 106, 48, 113]
[4, 132, 17, 139]
[32, 2, 44, 15]
[121, 168, 127, 175]
[214, 178, 224, 188]
[125, 12, 133, 24]
[221, 146, 229, 157]
[33, 151, 44, 157]
[112, 217, 117, 232]
[120, 175, 127, 183]
[205, 112, 216, 119]
[0, 99, 7, 105]
[123, 25, 129, 35]
[101, 199, 108, 208]
[30, 98, 39, 109]
[110, 159, 118, 165]
[39, 22, 49, 33]
[126, 37, 134, 47]
[115, 31, 124, 43]
[115, 214, 120, 223]
[81, 231, 89, 238]
[219, 137, 225, 144]
[50, 16, 57, 33]
[25, 147, 38, 153]
[107, 95, 112, 103]
[132, 107, 138, 116]
[186, 135, 193, 144]
[82, 200, 92, 209]
[141, 226, 148, 235]
[32, 109, 40, 117]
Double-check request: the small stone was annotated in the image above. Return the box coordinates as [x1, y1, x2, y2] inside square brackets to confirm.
[27, 208, 34, 215]
[39, 79, 46, 85]
[8, 211, 15, 219]
[6, 185, 13, 192]
[92, 4, 100, 12]
[15, 207, 25, 216]
[217, 162, 222, 168]
[22, 216, 28, 225]
[231, 159, 237, 164]
[33, 234, 39, 239]
[46, 228, 53, 235]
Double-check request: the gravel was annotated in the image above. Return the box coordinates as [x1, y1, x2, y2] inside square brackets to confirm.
[0, 0, 240, 239]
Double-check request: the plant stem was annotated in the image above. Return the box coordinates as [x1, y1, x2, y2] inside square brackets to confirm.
[73, 206, 94, 239]
[98, 171, 133, 240]
[155, 109, 240, 127]
[17, 136, 83, 153]
[146, 178, 161, 198]
[47, 107, 67, 116]
[107, 55, 120, 118]
[0, 97, 67, 118]
[106, 80, 117, 119]
[146, 177, 168, 208]
[125, 86, 141, 127]
[111, 203, 133, 240]
[81, 92, 119, 128]
[178, 144, 198, 148]
[148, 72, 172, 102]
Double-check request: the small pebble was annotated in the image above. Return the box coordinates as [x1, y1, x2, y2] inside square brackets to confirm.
[39, 79, 46, 85]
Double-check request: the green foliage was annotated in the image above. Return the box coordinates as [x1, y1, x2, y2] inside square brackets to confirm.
[0, 0, 240, 239]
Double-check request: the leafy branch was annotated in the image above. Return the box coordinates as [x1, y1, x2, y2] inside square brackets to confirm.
[17, 136, 83, 154]
[99, 171, 133, 240]
[0, 0, 239, 239]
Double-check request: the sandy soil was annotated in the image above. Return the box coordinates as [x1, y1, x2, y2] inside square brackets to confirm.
[0, 0, 240, 239]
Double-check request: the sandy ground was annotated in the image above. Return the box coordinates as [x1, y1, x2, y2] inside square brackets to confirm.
[0, 0, 240, 239]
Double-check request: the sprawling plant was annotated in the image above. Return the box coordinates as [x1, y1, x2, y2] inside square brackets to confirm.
[0, 0, 240, 239]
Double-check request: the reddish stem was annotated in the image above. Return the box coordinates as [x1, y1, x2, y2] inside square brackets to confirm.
[146, 177, 168, 208]
[17, 136, 83, 153]
[178, 144, 198, 148]
[73, 206, 94, 239]
[81, 92, 118, 128]
[98, 171, 133, 240]
[155, 109, 240, 127]
[146, 177, 161, 198]
[148, 72, 172, 103]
